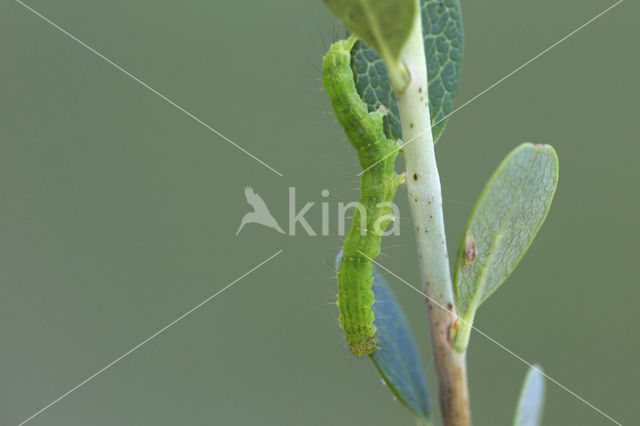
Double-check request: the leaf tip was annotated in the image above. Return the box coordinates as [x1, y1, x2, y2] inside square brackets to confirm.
[514, 364, 546, 426]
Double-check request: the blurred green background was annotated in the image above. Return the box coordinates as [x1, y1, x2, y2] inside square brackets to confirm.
[1, 0, 637, 425]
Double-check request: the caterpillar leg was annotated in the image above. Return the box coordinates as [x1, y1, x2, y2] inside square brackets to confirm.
[350, 336, 379, 356]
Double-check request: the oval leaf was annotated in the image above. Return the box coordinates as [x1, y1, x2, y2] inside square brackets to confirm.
[324, 0, 416, 87]
[514, 365, 545, 426]
[370, 263, 431, 423]
[454, 144, 559, 331]
[351, 0, 464, 142]
[335, 251, 431, 423]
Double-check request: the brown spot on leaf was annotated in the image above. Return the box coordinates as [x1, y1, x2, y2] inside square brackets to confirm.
[464, 231, 477, 265]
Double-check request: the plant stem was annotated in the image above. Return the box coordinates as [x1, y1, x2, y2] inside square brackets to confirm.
[395, 3, 471, 425]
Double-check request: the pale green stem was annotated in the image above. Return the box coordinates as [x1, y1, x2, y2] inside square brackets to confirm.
[395, 2, 471, 425]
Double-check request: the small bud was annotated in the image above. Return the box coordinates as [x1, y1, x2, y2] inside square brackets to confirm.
[464, 230, 477, 265]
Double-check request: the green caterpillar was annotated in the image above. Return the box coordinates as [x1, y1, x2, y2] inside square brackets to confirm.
[323, 36, 404, 356]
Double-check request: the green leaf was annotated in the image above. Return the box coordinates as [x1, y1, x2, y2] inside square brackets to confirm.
[351, 0, 464, 142]
[370, 264, 431, 423]
[323, 0, 416, 89]
[514, 365, 545, 426]
[453, 143, 559, 350]
[335, 251, 431, 424]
